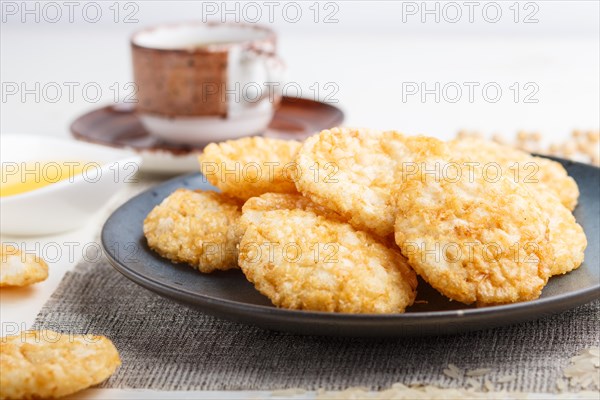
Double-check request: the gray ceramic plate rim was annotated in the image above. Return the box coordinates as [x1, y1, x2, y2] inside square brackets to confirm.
[106, 247, 599, 319]
[102, 156, 600, 336]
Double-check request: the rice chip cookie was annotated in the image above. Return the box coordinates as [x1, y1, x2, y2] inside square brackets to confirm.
[534, 189, 586, 276]
[294, 127, 448, 237]
[198, 136, 301, 200]
[0, 244, 48, 287]
[143, 189, 242, 273]
[0, 330, 120, 400]
[449, 139, 585, 273]
[239, 209, 418, 313]
[449, 138, 579, 210]
[240, 192, 343, 232]
[394, 160, 553, 306]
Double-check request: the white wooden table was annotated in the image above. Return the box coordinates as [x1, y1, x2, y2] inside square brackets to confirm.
[1, 2, 598, 398]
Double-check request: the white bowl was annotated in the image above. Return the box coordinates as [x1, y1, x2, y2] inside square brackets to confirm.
[0, 134, 142, 236]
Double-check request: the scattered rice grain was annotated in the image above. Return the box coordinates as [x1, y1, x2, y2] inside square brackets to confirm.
[443, 369, 460, 379]
[443, 363, 462, 380]
[271, 388, 307, 396]
[562, 346, 600, 391]
[496, 374, 516, 384]
[466, 368, 492, 377]
[465, 377, 481, 388]
[315, 385, 600, 399]
[483, 379, 495, 392]
[448, 363, 461, 374]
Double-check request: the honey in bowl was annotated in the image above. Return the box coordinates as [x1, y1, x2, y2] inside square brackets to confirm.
[0, 161, 93, 197]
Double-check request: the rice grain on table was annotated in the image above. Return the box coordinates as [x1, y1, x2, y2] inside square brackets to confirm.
[271, 388, 307, 396]
[562, 347, 600, 391]
[483, 379, 495, 392]
[465, 377, 481, 388]
[443, 363, 462, 379]
[449, 364, 461, 374]
[496, 374, 517, 384]
[466, 368, 492, 377]
[314, 348, 600, 399]
[316, 386, 600, 399]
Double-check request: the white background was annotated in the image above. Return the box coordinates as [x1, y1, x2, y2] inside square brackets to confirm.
[2, 1, 599, 141]
[1, 1, 599, 398]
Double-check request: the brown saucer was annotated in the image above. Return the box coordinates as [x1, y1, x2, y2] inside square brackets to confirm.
[71, 97, 344, 155]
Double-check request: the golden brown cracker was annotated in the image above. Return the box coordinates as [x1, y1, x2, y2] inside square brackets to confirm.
[294, 127, 448, 237]
[198, 137, 301, 200]
[144, 189, 242, 273]
[239, 209, 417, 313]
[240, 192, 343, 233]
[450, 138, 579, 210]
[0, 244, 48, 287]
[0, 330, 120, 400]
[394, 160, 553, 306]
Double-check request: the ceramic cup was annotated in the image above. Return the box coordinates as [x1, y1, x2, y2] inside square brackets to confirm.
[131, 22, 284, 145]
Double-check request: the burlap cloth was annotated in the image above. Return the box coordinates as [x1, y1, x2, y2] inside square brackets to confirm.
[32, 175, 599, 393]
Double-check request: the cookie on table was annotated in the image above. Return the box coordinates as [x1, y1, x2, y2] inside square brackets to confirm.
[143, 189, 243, 273]
[0, 330, 120, 400]
[0, 244, 48, 287]
[198, 136, 301, 200]
[394, 160, 554, 306]
[449, 137, 579, 210]
[239, 209, 418, 313]
[293, 127, 448, 238]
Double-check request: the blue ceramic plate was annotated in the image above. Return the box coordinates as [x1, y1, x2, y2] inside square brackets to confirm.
[102, 157, 599, 337]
